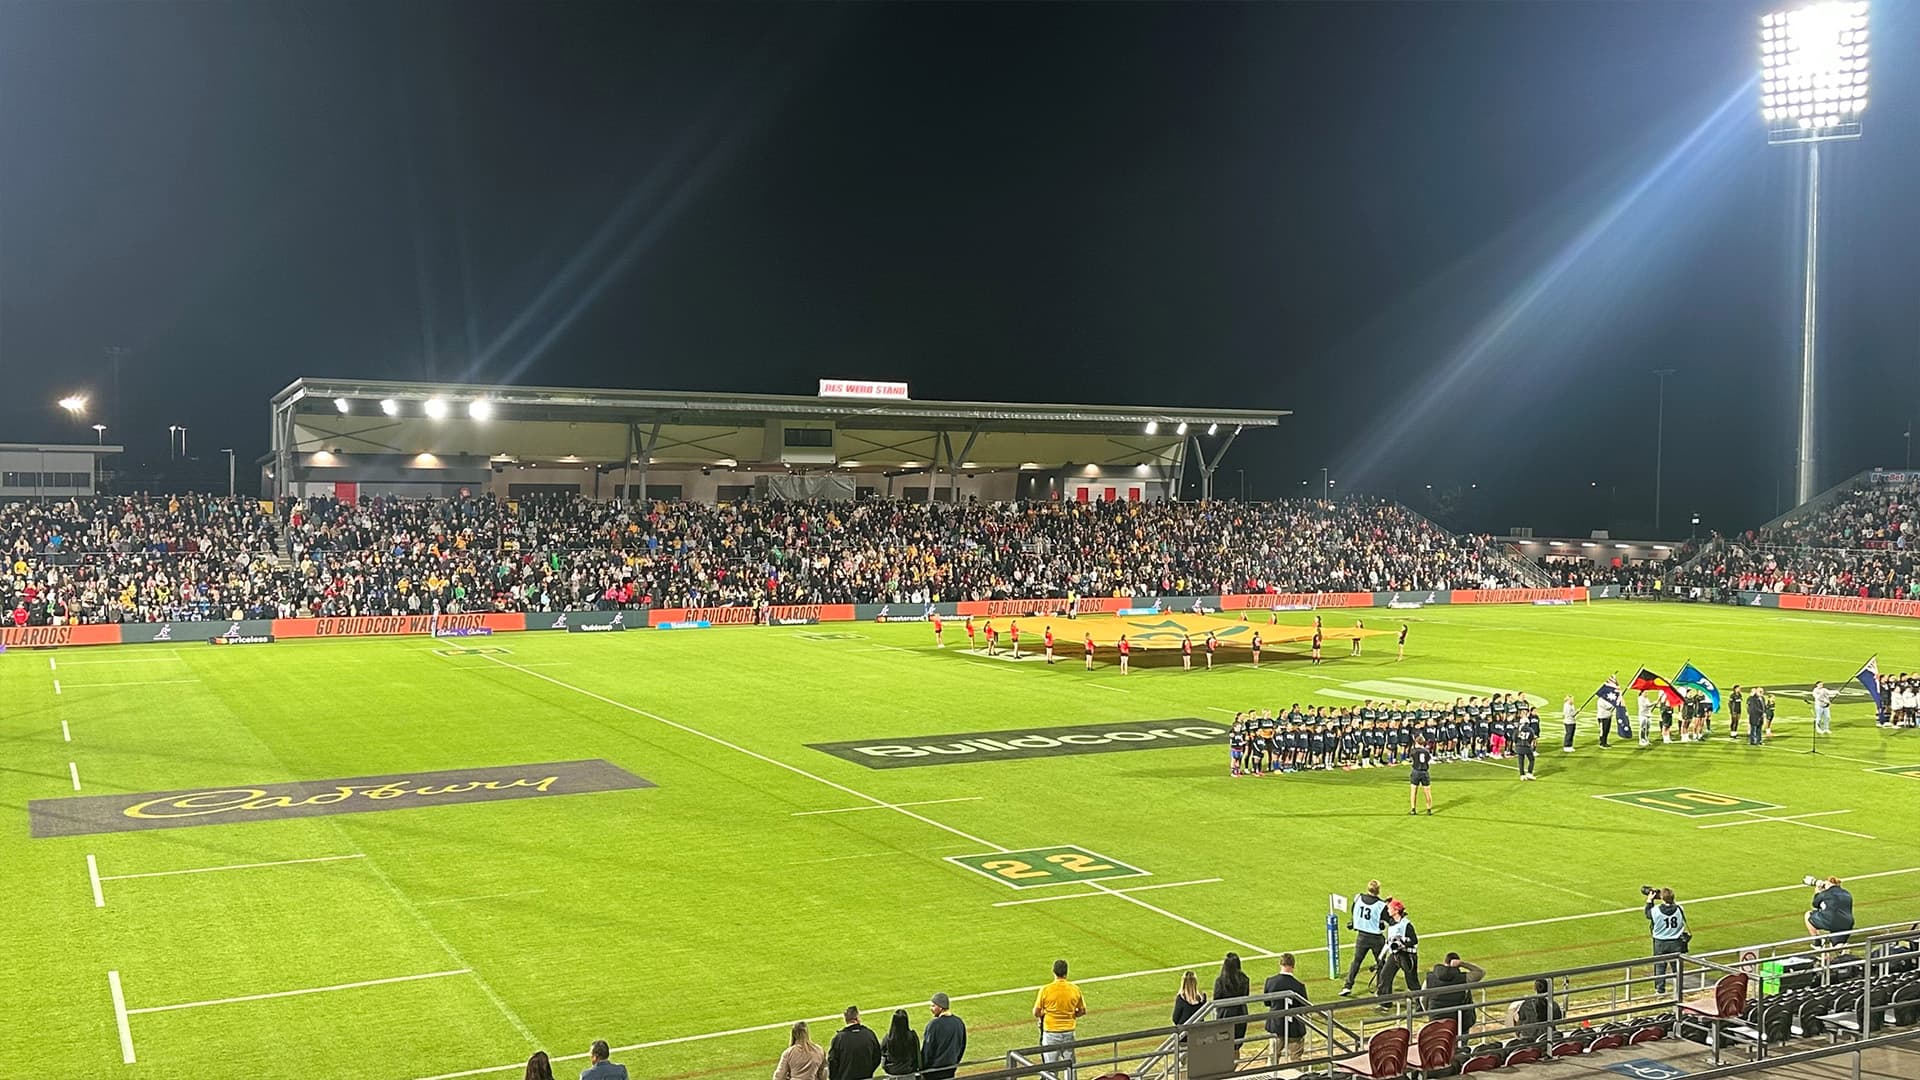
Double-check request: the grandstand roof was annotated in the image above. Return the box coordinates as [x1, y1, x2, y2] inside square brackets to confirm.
[269, 377, 1285, 480]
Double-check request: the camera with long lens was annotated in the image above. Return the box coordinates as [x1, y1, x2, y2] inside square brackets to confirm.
[1804, 875, 1832, 892]
[1640, 885, 1663, 897]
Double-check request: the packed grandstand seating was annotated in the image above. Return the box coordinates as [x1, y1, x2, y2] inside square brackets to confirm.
[1695, 484, 1920, 599]
[4, 492, 1519, 624]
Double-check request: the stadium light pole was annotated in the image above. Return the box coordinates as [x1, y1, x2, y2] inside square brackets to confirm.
[1653, 369, 1676, 534]
[1761, 1, 1869, 505]
[221, 448, 236, 497]
[92, 424, 106, 444]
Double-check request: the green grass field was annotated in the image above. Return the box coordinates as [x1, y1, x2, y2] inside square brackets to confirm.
[7, 602, 1920, 1080]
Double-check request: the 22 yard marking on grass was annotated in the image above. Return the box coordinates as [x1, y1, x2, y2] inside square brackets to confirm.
[1591, 787, 1781, 818]
[945, 845, 1149, 889]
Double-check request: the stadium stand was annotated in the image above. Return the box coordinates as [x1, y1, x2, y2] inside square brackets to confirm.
[4, 492, 1523, 623]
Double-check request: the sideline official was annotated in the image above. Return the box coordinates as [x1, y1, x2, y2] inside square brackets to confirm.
[1645, 889, 1690, 994]
[1340, 881, 1391, 997]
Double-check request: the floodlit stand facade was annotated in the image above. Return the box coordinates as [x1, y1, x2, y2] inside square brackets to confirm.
[1759, 1, 1869, 504]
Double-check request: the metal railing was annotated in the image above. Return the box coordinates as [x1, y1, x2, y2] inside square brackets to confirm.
[943, 920, 1920, 1080]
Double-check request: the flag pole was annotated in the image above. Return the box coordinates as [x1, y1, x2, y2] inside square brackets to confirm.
[1576, 671, 1617, 712]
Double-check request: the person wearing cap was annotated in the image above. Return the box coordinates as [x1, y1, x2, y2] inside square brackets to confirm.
[921, 993, 967, 1080]
[580, 1040, 628, 1080]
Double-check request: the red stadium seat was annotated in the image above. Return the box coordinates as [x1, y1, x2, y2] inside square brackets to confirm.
[1334, 1027, 1411, 1079]
[1412, 1018, 1457, 1078]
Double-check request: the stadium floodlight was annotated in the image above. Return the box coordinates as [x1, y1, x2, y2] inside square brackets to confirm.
[379, 398, 399, 416]
[467, 399, 493, 421]
[333, 397, 351, 414]
[1176, 421, 1189, 435]
[57, 394, 87, 414]
[1762, 1, 1869, 504]
[1144, 421, 1158, 435]
[1207, 423, 1219, 436]
[423, 397, 449, 419]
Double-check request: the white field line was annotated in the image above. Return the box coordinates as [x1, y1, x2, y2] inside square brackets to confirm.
[61, 679, 202, 688]
[423, 889, 548, 907]
[1732, 809, 1876, 840]
[98, 853, 367, 882]
[412, 863, 1920, 1080]
[1418, 846, 1599, 902]
[69, 762, 81, 790]
[1698, 810, 1858, 830]
[791, 797, 984, 817]
[125, 969, 472, 1015]
[88, 854, 105, 908]
[53, 652, 185, 665]
[1207, 707, 1236, 714]
[53, 679, 61, 695]
[478, 655, 1269, 958]
[49, 656, 56, 670]
[1090, 683, 1130, 693]
[61, 720, 71, 742]
[992, 879, 1224, 908]
[108, 970, 135, 1063]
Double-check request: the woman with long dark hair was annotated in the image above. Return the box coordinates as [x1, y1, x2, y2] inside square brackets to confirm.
[1212, 952, 1251, 1050]
[880, 1008, 921, 1076]
[523, 1051, 556, 1080]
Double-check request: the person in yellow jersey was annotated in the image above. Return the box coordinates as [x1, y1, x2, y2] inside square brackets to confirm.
[1032, 959, 1086, 1080]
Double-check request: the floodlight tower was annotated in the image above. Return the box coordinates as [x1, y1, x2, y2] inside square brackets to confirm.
[1760, 1, 1869, 505]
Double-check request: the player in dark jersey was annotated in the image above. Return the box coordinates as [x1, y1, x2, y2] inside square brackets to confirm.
[1514, 708, 1540, 780]
[1180, 633, 1193, 671]
[1204, 631, 1218, 670]
[1409, 736, 1435, 815]
[1396, 623, 1408, 661]
[1229, 716, 1248, 776]
[1250, 631, 1262, 668]
[1310, 629, 1322, 665]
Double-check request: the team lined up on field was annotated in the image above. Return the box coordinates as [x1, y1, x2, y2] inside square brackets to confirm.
[1226, 695, 1543, 776]
[931, 613, 1409, 671]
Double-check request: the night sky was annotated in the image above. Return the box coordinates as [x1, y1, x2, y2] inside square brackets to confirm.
[1, 1, 1914, 537]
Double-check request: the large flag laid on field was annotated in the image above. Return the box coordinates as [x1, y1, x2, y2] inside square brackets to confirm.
[1672, 661, 1722, 713]
[1856, 655, 1883, 709]
[1630, 668, 1684, 707]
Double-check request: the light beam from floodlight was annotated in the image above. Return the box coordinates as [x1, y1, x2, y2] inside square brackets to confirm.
[1762, 0, 1869, 504]
[58, 395, 88, 414]
[467, 399, 493, 421]
[423, 398, 448, 419]
[380, 398, 399, 416]
[1144, 421, 1158, 435]
[334, 397, 351, 414]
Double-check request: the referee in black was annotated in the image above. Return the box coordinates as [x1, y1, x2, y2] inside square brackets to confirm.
[1339, 881, 1391, 997]
[1408, 735, 1435, 815]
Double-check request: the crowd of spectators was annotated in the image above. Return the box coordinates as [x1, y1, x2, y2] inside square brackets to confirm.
[4, 491, 1523, 624]
[1698, 484, 1920, 599]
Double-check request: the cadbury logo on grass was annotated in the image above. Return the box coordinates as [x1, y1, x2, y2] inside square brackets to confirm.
[28, 759, 653, 837]
[810, 720, 1226, 769]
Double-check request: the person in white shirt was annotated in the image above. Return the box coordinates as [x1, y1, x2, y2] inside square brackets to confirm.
[1561, 696, 1578, 752]
[1637, 691, 1654, 747]
[1812, 682, 1836, 735]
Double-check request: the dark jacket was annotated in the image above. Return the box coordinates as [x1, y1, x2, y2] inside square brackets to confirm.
[1514, 994, 1564, 1041]
[580, 1062, 630, 1080]
[879, 1027, 920, 1076]
[1424, 961, 1485, 1011]
[828, 1023, 883, 1080]
[1172, 995, 1208, 1027]
[1261, 973, 1309, 1038]
[1213, 972, 1251, 1021]
[921, 1013, 967, 1080]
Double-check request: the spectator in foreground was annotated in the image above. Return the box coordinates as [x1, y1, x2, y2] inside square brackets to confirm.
[580, 1040, 628, 1080]
[1423, 951, 1486, 1038]
[1033, 958, 1086, 1080]
[879, 1009, 920, 1076]
[1509, 979, 1563, 1043]
[1171, 970, 1207, 1028]
[1211, 952, 1250, 1051]
[774, 1021, 826, 1080]
[921, 993, 967, 1080]
[828, 1006, 882, 1080]
[524, 1051, 556, 1080]
[1261, 953, 1309, 1061]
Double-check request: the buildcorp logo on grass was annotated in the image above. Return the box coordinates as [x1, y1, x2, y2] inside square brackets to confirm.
[28, 760, 653, 837]
[811, 720, 1226, 769]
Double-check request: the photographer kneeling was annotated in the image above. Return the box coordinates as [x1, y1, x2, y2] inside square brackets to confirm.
[1644, 887, 1689, 994]
[1805, 876, 1855, 947]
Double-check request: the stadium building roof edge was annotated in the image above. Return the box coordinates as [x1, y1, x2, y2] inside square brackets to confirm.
[269, 377, 1285, 502]
[271, 377, 1287, 430]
